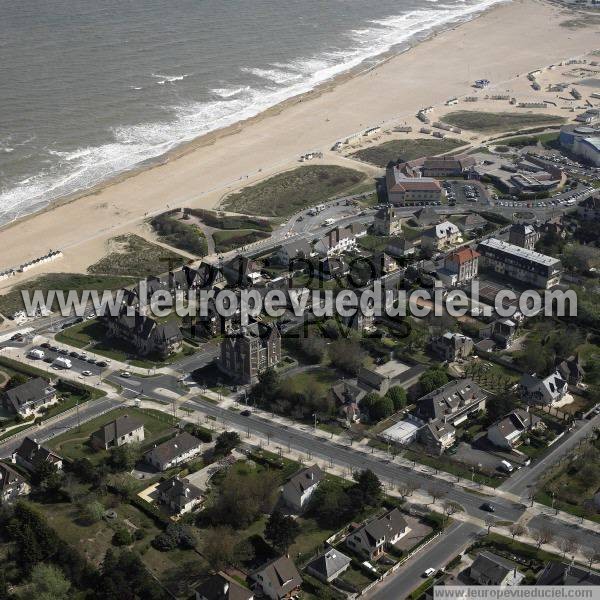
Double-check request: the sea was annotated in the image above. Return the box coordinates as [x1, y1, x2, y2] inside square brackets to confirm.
[0, 0, 507, 226]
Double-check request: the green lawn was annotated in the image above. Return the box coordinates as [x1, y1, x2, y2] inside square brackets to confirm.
[338, 564, 374, 591]
[351, 137, 465, 167]
[87, 234, 187, 278]
[55, 319, 106, 348]
[212, 228, 270, 253]
[0, 421, 35, 442]
[441, 111, 565, 134]
[222, 165, 368, 217]
[149, 212, 208, 257]
[281, 368, 338, 399]
[48, 406, 178, 463]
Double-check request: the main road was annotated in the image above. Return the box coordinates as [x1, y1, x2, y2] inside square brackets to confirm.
[182, 396, 526, 523]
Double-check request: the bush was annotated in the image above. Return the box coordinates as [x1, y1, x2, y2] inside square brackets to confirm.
[112, 527, 134, 546]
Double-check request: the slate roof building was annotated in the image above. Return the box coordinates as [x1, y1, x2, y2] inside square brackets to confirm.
[536, 561, 600, 586]
[306, 548, 351, 583]
[470, 551, 523, 586]
[194, 572, 254, 600]
[519, 371, 568, 406]
[1, 377, 56, 417]
[145, 432, 204, 471]
[345, 508, 409, 560]
[421, 221, 462, 253]
[12, 437, 63, 473]
[250, 556, 302, 600]
[91, 414, 145, 450]
[156, 475, 204, 515]
[556, 354, 584, 386]
[487, 408, 543, 450]
[0, 462, 30, 504]
[430, 332, 474, 362]
[281, 465, 325, 512]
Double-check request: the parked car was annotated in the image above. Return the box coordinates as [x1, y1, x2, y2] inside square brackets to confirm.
[423, 568, 436, 578]
[120, 371, 132, 379]
[241, 410, 251, 417]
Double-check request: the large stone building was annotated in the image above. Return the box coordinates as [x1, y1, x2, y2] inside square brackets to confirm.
[559, 125, 600, 167]
[443, 247, 480, 284]
[577, 193, 600, 221]
[477, 238, 562, 289]
[372, 205, 403, 236]
[220, 322, 281, 384]
[508, 223, 540, 251]
[421, 154, 475, 177]
[386, 163, 442, 206]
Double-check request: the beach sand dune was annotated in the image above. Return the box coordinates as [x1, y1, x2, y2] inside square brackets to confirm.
[0, 0, 597, 290]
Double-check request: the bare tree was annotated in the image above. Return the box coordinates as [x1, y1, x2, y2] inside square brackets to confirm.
[509, 523, 526, 540]
[485, 517, 495, 534]
[559, 535, 579, 559]
[398, 480, 419, 499]
[427, 485, 447, 505]
[530, 526, 554, 549]
[443, 501, 462, 524]
[582, 547, 600, 569]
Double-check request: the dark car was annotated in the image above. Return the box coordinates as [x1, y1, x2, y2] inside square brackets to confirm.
[43, 357, 54, 364]
[50, 345, 59, 352]
[69, 351, 79, 357]
[96, 361, 108, 368]
[59, 348, 69, 355]
[86, 357, 97, 364]
[10, 333, 23, 341]
[480, 503, 495, 513]
[40, 342, 51, 348]
[241, 410, 251, 417]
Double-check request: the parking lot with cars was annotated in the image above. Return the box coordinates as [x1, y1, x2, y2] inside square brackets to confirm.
[28, 344, 109, 378]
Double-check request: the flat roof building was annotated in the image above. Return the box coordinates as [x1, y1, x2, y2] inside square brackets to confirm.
[477, 238, 561, 289]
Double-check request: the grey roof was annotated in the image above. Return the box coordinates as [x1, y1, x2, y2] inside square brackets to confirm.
[193, 572, 253, 600]
[253, 556, 302, 599]
[307, 548, 351, 580]
[416, 379, 485, 422]
[478, 238, 560, 268]
[330, 382, 366, 405]
[0, 462, 26, 494]
[351, 508, 408, 550]
[537, 561, 600, 586]
[146, 432, 202, 465]
[156, 475, 203, 509]
[425, 420, 455, 443]
[280, 239, 311, 259]
[282, 465, 324, 499]
[92, 414, 144, 446]
[13, 437, 62, 468]
[3, 377, 54, 411]
[471, 551, 516, 585]
[490, 408, 541, 439]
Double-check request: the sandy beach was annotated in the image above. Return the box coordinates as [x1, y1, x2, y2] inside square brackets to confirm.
[0, 0, 598, 292]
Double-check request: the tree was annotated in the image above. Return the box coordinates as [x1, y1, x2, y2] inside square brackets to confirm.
[31, 461, 62, 491]
[419, 367, 449, 394]
[386, 386, 407, 411]
[397, 480, 419, 499]
[427, 485, 446, 505]
[214, 431, 241, 457]
[531, 526, 554, 549]
[18, 564, 70, 600]
[202, 526, 238, 571]
[79, 500, 105, 525]
[112, 527, 133, 547]
[442, 501, 462, 522]
[559, 535, 579, 559]
[485, 517, 495, 534]
[509, 523, 525, 540]
[107, 444, 139, 472]
[308, 480, 354, 528]
[370, 396, 394, 422]
[251, 368, 280, 405]
[582, 547, 600, 569]
[6, 373, 28, 389]
[264, 510, 300, 552]
[328, 339, 365, 376]
[352, 470, 382, 507]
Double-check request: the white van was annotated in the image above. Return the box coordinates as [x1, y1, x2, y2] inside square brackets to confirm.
[28, 349, 45, 360]
[52, 357, 72, 369]
[499, 460, 513, 473]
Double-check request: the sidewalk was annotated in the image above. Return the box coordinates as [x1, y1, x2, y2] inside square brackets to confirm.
[208, 390, 522, 503]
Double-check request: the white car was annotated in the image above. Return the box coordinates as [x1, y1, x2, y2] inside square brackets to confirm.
[423, 568, 436, 578]
[120, 371, 132, 379]
[28, 349, 45, 360]
[81, 370, 92, 377]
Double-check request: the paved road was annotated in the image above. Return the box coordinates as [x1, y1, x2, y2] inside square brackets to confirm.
[501, 413, 600, 496]
[527, 514, 600, 553]
[0, 396, 121, 459]
[367, 522, 482, 600]
[183, 396, 526, 523]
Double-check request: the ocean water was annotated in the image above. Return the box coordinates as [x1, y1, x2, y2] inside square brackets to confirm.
[0, 0, 506, 225]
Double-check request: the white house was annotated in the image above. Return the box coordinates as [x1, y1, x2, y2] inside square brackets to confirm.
[281, 465, 324, 512]
[487, 409, 543, 450]
[519, 372, 568, 406]
[345, 509, 409, 560]
[144, 432, 204, 471]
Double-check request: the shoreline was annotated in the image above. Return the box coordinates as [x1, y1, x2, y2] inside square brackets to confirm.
[0, 1, 508, 234]
[0, 0, 597, 291]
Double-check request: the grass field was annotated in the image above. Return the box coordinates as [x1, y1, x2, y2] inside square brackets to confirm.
[212, 228, 271, 253]
[441, 111, 565, 134]
[222, 165, 368, 217]
[150, 213, 208, 257]
[88, 234, 186, 278]
[55, 318, 106, 348]
[351, 137, 465, 167]
[48, 406, 178, 463]
[187, 209, 273, 232]
[0, 273, 137, 317]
